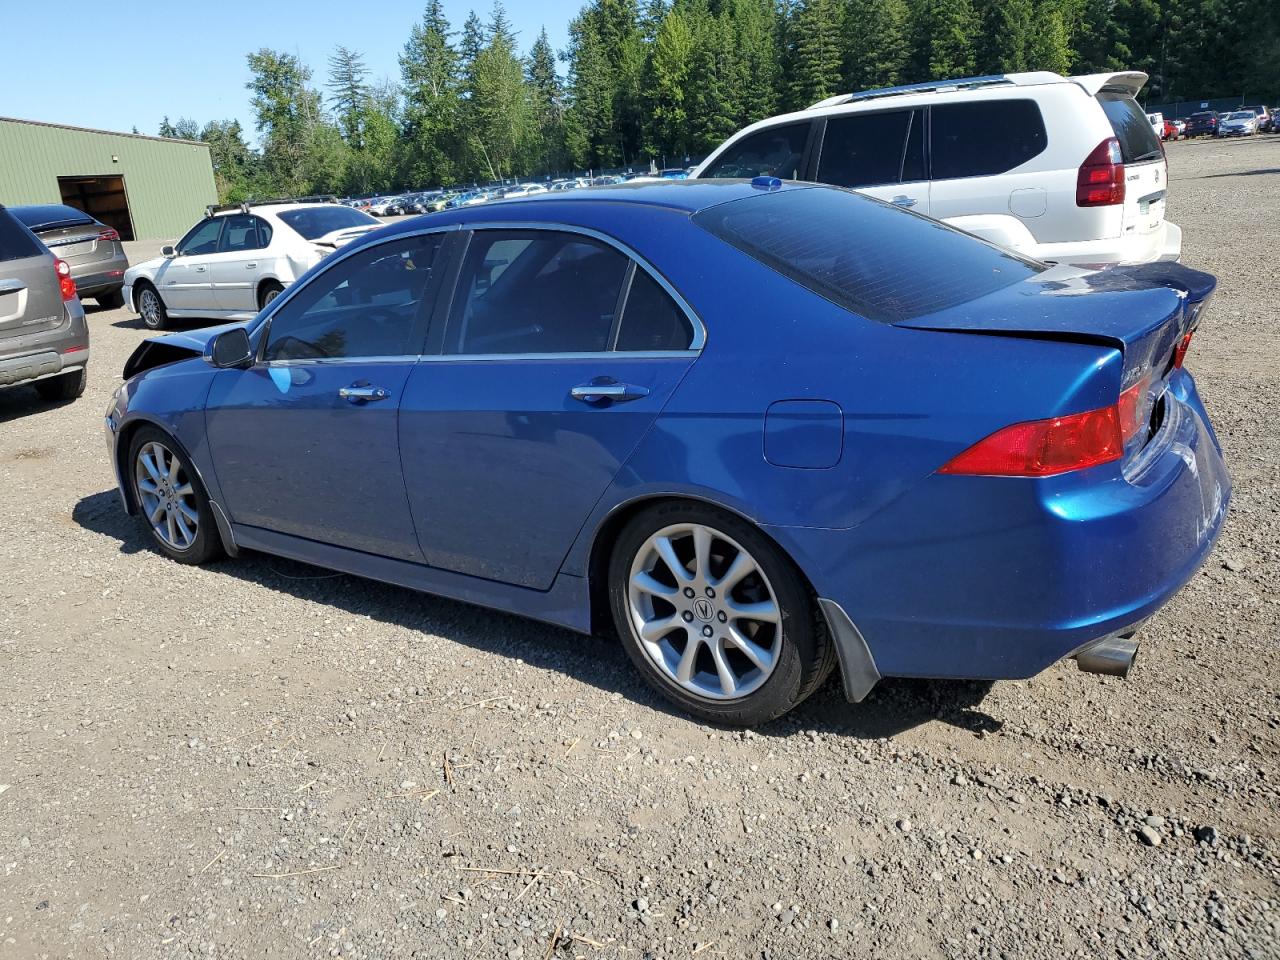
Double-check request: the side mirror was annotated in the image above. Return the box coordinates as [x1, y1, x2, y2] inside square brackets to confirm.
[206, 327, 253, 369]
[161, 245, 177, 258]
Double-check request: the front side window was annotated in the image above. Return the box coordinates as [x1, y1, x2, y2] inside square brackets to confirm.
[217, 214, 269, 253]
[816, 110, 918, 189]
[701, 122, 811, 180]
[264, 235, 442, 361]
[178, 218, 222, 256]
[930, 100, 1048, 180]
[446, 231, 630, 355]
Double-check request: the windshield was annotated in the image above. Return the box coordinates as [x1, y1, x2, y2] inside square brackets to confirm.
[693, 186, 1043, 324]
[1227, 112, 1252, 120]
[276, 206, 378, 239]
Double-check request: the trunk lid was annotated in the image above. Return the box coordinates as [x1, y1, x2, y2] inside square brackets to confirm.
[897, 262, 1215, 458]
[34, 223, 112, 265]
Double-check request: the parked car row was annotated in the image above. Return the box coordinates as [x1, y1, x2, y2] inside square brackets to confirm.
[1182, 105, 1275, 137]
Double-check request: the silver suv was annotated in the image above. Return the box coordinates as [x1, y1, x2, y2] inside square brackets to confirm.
[0, 204, 89, 402]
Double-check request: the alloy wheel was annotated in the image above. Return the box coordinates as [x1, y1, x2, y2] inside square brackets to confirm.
[626, 523, 781, 701]
[134, 441, 199, 550]
[139, 289, 161, 327]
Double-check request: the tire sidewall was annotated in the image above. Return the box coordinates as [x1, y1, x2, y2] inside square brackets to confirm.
[127, 426, 219, 564]
[607, 501, 823, 726]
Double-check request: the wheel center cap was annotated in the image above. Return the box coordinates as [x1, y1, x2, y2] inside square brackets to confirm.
[692, 598, 715, 622]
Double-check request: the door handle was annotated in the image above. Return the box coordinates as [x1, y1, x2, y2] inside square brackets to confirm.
[891, 195, 918, 207]
[338, 384, 391, 403]
[194, 265, 207, 272]
[570, 380, 649, 404]
[246, 262, 258, 269]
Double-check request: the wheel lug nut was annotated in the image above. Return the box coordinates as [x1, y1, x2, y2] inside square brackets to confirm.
[705, 587, 715, 598]
[683, 587, 695, 599]
[682, 611, 694, 623]
[701, 625, 713, 638]
[717, 611, 727, 623]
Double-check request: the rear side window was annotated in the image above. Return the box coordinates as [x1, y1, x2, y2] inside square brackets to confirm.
[816, 110, 919, 188]
[701, 122, 810, 180]
[217, 214, 270, 253]
[1098, 94, 1164, 163]
[930, 100, 1048, 179]
[616, 269, 693, 351]
[0, 209, 45, 262]
[447, 231, 630, 355]
[693, 187, 1043, 324]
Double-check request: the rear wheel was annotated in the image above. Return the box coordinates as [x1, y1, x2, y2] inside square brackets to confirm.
[258, 281, 284, 310]
[137, 284, 168, 330]
[128, 427, 223, 565]
[34, 368, 86, 402]
[608, 501, 833, 726]
[97, 288, 125, 309]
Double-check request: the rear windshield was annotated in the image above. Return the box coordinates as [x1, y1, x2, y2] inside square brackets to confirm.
[10, 204, 95, 232]
[693, 187, 1043, 324]
[1189, 112, 1216, 119]
[1098, 94, 1164, 162]
[0, 208, 46, 262]
[275, 206, 378, 240]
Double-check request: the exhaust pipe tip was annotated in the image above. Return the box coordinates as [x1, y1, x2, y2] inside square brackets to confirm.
[1075, 633, 1140, 678]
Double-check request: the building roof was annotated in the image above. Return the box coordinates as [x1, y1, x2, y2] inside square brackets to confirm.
[0, 116, 209, 148]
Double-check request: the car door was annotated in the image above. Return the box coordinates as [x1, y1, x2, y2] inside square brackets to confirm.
[812, 109, 929, 213]
[209, 213, 272, 313]
[399, 227, 701, 590]
[203, 232, 447, 561]
[155, 217, 221, 311]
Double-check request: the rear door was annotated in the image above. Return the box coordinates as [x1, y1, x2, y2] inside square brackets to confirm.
[209, 213, 272, 313]
[1096, 92, 1168, 246]
[0, 209, 61, 351]
[812, 108, 928, 213]
[399, 227, 700, 590]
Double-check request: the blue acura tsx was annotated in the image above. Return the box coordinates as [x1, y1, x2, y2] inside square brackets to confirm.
[104, 180, 1229, 725]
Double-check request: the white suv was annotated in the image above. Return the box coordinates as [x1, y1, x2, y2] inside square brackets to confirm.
[123, 200, 380, 329]
[693, 71, 1178, 267]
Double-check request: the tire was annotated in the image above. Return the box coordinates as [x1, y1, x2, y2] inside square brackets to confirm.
[34, 368, 86, 402]
[258, 281, 284, 310]
[127, 426, 223, 565]
[136, 283, 169, 330]
[96, 288, 126, 309]
[607, 501, 835, 726]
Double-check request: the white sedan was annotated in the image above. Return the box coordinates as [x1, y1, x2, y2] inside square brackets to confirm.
[123, 202, 380, 329]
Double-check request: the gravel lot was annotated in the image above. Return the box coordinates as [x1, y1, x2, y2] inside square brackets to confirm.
[1, 136, 1278, 960]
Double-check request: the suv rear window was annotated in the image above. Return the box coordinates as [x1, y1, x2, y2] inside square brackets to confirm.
[0, 208, 45, 262]
[1097, 94, 1164, 163]
[694, 187, 1042, 324]
[930, 100, 1048, 179]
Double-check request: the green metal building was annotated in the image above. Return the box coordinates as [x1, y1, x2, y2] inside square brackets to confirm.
[0, 117, 216, 241]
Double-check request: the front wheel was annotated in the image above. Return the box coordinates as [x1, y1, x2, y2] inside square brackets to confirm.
[137, 284, 168, 330]
[608, 502, 834, 726]
[128, 427, 223, 565]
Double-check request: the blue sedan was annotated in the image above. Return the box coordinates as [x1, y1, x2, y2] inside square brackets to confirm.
[104, 180, 1229, 725]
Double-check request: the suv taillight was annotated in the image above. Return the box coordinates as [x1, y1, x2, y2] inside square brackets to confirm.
[54, 258, 77, 301]
[1076, 137, 1125, 207]
[97, 227, 120, 243]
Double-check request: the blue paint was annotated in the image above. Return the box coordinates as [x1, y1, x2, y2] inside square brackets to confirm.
[105, 180, 1230, 693]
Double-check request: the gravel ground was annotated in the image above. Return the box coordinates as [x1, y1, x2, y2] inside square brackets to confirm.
[1, 136, 1278, 960]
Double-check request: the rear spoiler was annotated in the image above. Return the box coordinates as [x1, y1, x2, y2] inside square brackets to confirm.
[1071, 71, 1148, 99]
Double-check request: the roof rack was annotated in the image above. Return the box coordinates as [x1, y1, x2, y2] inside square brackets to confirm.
[811, 75, 1014, 110]
[205, 195, 336, 217]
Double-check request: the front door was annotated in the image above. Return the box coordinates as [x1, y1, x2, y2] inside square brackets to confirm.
[156, 217, 221, 312]
[400, 228, 700, 590]
[204, 232, 446, 561]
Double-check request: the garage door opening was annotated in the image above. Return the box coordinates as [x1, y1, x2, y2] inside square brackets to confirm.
[57, 175, 135, 241]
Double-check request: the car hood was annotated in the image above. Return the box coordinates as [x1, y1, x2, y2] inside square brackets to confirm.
[121, 322, 249, 379]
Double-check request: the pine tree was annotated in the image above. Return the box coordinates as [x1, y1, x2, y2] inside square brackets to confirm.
[1027, 3, 1072, 73]
[788, 0, 843, 108]
[646, 5, 696, 159]
[468, 2, 532, 179]
[327, 46, 370, 146]
[200, 119, 257, 202]
[918, 0, 979, 78]
[842, 0, 912, 90]
[564, 9, 618, 168]
[526, 27, 567, 174]
[400, 1, 462, 186]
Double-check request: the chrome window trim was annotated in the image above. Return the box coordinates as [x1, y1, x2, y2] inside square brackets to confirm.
[249, 218, 706, 364]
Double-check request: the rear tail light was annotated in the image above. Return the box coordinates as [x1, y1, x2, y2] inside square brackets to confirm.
[96, 227, 121, 243]
[939, 406, 1124, 477]
[1076, 137, 1125, 207]
[1173, 329, 1194, 368]
[54, 258, 77, 301]
[1117, 379, 1149, 443]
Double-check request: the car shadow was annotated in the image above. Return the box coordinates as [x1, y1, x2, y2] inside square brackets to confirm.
[108, 314, 225, 332]
[72, 487, 1003, 741]
[0, 384, 76, 425]
[1192, 166, 1280, 180]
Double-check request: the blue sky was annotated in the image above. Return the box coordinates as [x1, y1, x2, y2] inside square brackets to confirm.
[1, 0, 579, 140]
